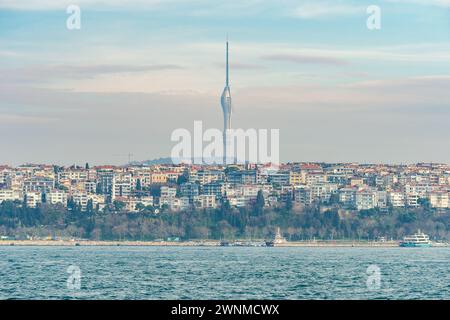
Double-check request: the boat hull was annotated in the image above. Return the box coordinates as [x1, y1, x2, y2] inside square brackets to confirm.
[399, 243, 432, 247]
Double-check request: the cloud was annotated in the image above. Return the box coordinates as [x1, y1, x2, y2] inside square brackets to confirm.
[0, 0, 162, 10]
[0, 50, 22, 57]
[57, 64, 184, 76]
[292, 2, 363, 19]
[261, 54, 348, 66]
[0, 64, 183, 84]
[0, 114, 58, 124]
[385, 0, 450, 7]
[214, 62, 265, 70]
[4, 73, 450, 113]
[258, 43, 450, 64]
[343, 75, 450, 93]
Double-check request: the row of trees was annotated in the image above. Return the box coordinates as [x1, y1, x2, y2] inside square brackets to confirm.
[0, 196, 449, 241]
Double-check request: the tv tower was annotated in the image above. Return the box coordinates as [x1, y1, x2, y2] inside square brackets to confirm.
[220, 38, 232, 164]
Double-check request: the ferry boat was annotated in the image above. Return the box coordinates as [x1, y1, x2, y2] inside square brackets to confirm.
[400, 230, 432, 247]
[265, 227, 287, 247]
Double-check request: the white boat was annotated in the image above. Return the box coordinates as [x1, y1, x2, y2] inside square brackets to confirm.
[400, 230, 432, 247]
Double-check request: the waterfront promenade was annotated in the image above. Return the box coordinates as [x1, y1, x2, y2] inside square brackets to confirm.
[0, 239, 401, 247]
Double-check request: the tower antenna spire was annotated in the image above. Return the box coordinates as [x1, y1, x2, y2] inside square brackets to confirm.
[226, 35, 229, 87]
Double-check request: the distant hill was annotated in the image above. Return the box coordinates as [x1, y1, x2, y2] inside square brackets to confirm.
[130, 157, 174, 166]
[129, 156, 239, 166]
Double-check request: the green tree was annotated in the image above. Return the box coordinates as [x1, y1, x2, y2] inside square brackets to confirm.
[253, 190, 265, 216]
[113, 200, 126, 212]
[135, 202, 146, 211]
[86, 199, 94, 213]
[176, 173, 188, 185]
[136, 179, 142, 191]
[285, 195, 293, 211]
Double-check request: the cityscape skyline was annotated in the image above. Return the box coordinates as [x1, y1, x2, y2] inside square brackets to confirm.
[1, 0, 450, 166]
[1, 161, 449, 218]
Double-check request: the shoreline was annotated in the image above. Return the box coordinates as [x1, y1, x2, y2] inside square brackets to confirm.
[0, 239, 404, 247]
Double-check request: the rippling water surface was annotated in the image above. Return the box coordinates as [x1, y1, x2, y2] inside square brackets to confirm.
[0, 246, 448, 299]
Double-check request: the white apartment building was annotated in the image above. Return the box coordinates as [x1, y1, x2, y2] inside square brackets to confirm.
[58, 170, 87, 182]
[84, 180, 97, 194]
[166, 171, 182, 182]
[356, 188, 377, 210]
[47, 190, 68, 206]
[72, 192, 88, 210]
[23, 177, 55, 193]
[72, 192, 106, 211]
[0, 166, 11, 185]
[429, 192, 449, 209]
[227, 196, 247, 208]
[388, 191, 405, 207]
[405, 192, 420, 208]
[235, 185, 257, 199]
[404, 183, 434, 197]
[125, 196, 154, 212]
[339, 187, 358, 208]
[89, 194, 107, 211]
[25, 191, 42, 208]
[350, 178, 365, 187]
[0, 189, 22, 203]
[294, 186, 313, 205]
[310, 183, 338, 202]
[438, 175, 449, 185]
[305, 173, 327, 186]
[112, 175, 132, 199]
[169, 197, 191, 211]
[194, 194, 217, 208]
[376, 191, 388, 208]
[191, 170, 224, 185]
[160, 186, 177, 198]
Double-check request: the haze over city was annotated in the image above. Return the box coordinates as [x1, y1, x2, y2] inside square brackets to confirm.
[1, 0, 450, 165]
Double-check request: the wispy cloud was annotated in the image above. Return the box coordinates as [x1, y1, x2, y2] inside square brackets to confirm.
[0, 113, 58, 124]
[385, 0, 450, 7]
[58, 64, 183, 75]
[214, 62, 265, 70]
[292, 2, 363, 19]
[0, 0, 162, 10]
[261, 54, 348, 66]
[0, 50, 22, 57]
[0, 64, 183, 83]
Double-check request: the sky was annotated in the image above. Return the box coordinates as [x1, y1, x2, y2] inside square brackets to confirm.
[1, 0, 450, 166]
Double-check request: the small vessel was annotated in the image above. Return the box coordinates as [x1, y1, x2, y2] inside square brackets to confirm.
[265, 227, 287, 247]
[219, 240, 230, 247]
[400, 230, 432, 247]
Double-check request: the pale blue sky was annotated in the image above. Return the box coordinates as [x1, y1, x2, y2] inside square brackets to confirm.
[1, 0, 450, 165]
